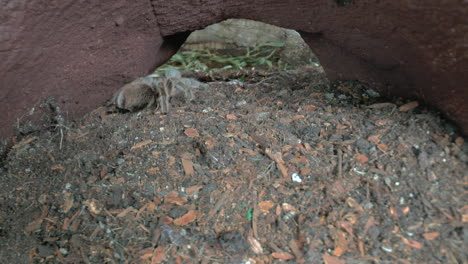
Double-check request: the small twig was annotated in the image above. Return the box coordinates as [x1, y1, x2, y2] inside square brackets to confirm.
[59, 128, 64, 149]
[252, 75, 276, 86]
[252, 190, 259, 239]
[205, 189, 232, 222]
[338, 147, 343, 178]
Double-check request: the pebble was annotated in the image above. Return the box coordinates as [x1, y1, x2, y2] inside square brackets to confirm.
[324, 93, 334, 100]
[255, 112, 270, 121]
[291, 173, 302, 183]
[236, 100, 247, 107]
[381, 245, 393, 253]
[366, 88, 381, 98]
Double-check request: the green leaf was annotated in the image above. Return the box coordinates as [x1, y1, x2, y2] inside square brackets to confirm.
[246, 208, 253, 220]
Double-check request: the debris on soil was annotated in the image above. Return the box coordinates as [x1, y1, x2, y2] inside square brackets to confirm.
[1, 66, 467, 263]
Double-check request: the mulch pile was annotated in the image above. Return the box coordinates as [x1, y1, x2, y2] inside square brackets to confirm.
[1, 66, 466, 263]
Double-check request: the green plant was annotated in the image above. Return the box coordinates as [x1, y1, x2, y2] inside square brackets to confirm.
[156, 42, 289, 74]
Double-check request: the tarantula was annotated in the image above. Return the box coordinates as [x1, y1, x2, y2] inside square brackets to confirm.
[112, 69, 202, 113]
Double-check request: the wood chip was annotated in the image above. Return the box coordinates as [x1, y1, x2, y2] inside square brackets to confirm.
[248, 235, 263, 254]
[323, 253, 345, 264]
[131, 139, 153, 150]
[332, 230, 348, 257]
[25, 219, 43, 233]
[258, 200, 275, 213]
[83, 199, 102, 215]
[168, 156, 176, 166]
[147, 167, 160, 175]
[375, 119, 393, 126]
[226, 114, 238, 120]
[423, 232, 440, 240]
[51, 165, 66, 172]
[184, 128, 199, 138]
[174, 210, 197, 226]
[399, 234, 423, 249]
[377, 143, 388, 152]
[293, 115, 305, 120]
[12, 136, 38, 149]
[462, 205, 468, 223]
[368, 135, 381, 144]
[185, 185, 203, 196]
[116, 207, 137, 218]
[355, 154, 369, 164]
[398, 101, 419, 112]
[289, 239, 305, 262]
[272, 252, 295, 260]
[345, 197, 363, 212]
[365, 103, 396, 109]
[164, 196, 187, 206]
[62, 195, 74, 214]
[265, 148, 289, 181]
[151, 247, 166, 264]
[301, 105, 317, 111]
[181, 156, 195, 176]
[282, 203, 299, 213]
[138, 247, 153, 260]
[239, 148, 259, 156]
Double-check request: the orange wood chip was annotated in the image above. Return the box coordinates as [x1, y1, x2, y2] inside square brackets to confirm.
[423, 232, 439, 240]
[377, 143, 388, 152]
[185, 185, 203, 196]
[51, 165, 66, 172]
[147, 167, 160, 175]
[138, 247, 154, 260]
[226, 114, 238, 120]
[322, 253, 345, 264]
[301, 105, 317, 111]
[401, 237, 423, 249]
[368, 135, 381, 144]
[181, 157, 194, 176]
[151, 246, 166, 264]
[398, 101, 419, 112]
[293, 115, 305, 120]
[226, 123, 236, 132]
[272, 252, 295, 260]
[375, 119, 393, 126]
[174, 210, 197, 226]
[455, 137, 464, 147]
[12, 136, 37, 149]
[332, 247, 345, 257]
[258, 200, 275, 213]
[164, 196, 187, 206]
[205, 138, 215, 149]
[116, 207, 137, 218]
[168, 156, 176, 166]
[345, 197, 363, 212]
[184, 128, 199, 138]
[355, 154, 369, 164]
[131, 139, 153, 150]
[240, 148, 259, 156]
[282, 203, 298, 213]
[332, 230, 348, 257]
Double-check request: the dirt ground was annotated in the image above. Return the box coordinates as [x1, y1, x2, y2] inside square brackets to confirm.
[0, 66, 466, 263]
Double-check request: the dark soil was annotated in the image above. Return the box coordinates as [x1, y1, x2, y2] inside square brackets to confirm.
[1, 66, 466, 263]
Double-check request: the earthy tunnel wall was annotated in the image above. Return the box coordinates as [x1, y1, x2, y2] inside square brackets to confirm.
[1, 0, 467, 140]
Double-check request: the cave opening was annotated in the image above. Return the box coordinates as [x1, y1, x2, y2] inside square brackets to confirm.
[156, 19, 322, 77]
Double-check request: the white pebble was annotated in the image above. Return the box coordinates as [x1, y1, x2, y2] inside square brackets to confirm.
[291, 173, 302, 183]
